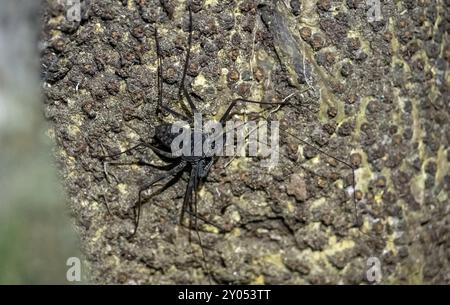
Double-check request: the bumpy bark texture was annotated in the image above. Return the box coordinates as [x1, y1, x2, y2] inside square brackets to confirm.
[41, 0, 449, 284]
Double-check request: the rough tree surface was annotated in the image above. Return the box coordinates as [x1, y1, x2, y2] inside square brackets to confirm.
[41, 0, 449, 284]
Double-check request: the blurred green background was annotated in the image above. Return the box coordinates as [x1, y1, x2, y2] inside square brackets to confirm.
[0, 0, 81, 284]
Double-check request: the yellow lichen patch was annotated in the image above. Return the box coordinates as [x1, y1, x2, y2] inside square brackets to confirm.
[48, 16, 65, 27]
[198, 186, 216, 207]
[228, 156, 250, 172]
[218, 67, 229, 88]
[229, 209, 241, 223]
[202, 224, 220, 234]
[360, 218, 372, 235]
[251, 274, 265, 284]
[127, 0, 136, 11]
[92, 226, 107, 243]
[67, 113, 83, 137]
[374, 193, 383, 205]
[347, 30, 372, 56]
[117, 183, 129, 195]
[67, 125, 81, 138]
[260, 253, 285, 268]
[195, 185, 206, 198]
[286, 201, 295, 213]
[304, 234, 356, 272]
[90, 201, 100, 211]
[80, 200, 89, 208]
[205, 0, 219, 8]
[130, 164, 142, 171]
[299, 0, 319, 27]
[410, 172, 425, 205]
[354, 96, 371, 140]
[78, 199, 100, 211]
[192, 72, 208, 92]
[334, 92, 346, 123]
[145, 62, 158, 74]
[228, 228, 241, 238]
[388, 18, 400, 55]
[385, 218, 400, 254]
[310, 197, 327, 210]
[395, 263, 423, 284]
[325, 236, 355, 256]
[388, 19, 412, 74]
[308, 154, 321, 166]
[379, 165, 394, 194]
[64, 154, 76, 170]
[94, 22, 104, 34]
[70, 113, 83, 125]
[126, 128, 141, 142]
[435, 147, 449, 185]
[437, 188, 448, 204]
[119, 81, 128, 94]
[353, 149, 373, 194]
[49, 29, 63, 39]
[170, 0, 184, 21]
[66, 97, 76, 108]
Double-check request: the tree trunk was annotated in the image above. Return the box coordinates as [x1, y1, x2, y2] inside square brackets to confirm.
[40, 0, 449, 284]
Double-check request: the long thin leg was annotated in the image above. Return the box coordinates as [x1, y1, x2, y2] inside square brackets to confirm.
[183, 86, 198, 114]
[216, 96, 299, 166]
[101, 143, 146, 183]
[241, 119, 358, 224]
[105, 160, 162, 168]
[188, 164, 212, 284]
[273, 128, 359, 227]
[178, 1, 193, 99]
[155, 28, 192, 122]
[221, 97, 361, 230]
[219, 89, 312, 124]
[161, 104, 192, 122]
[100, 143, 144, 160]
[155, 28, 163, 113]
[180, 166, 197, 232]
[182, 208, 225, 233]
[220, 97, 295, 125]
[104, 159, 166, 184]
[193, 166, 199, 235]
[132, 161, 187, 236]
[217, 91, 360, 227]
[145, 143, 179, 159]
[104, 159, 177, 179]
[179, 162, 225, 233]
[193, 188, 212, 284]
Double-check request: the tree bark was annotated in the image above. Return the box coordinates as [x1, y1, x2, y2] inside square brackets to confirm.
[40, 0, 449, 284]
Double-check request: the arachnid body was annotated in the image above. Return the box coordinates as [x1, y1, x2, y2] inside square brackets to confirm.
[101, 1, 360, 283]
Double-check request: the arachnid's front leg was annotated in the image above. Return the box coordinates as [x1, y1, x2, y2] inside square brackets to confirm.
[180, 166, 197, 236]
[132, 161, 187, 237]
[219, 98, 292, 124]
[178, 2, 193, 99]
[219, 89, 312, 124]
[144, 143, 179, 159]
[180, 163, 212, 284]
[100, 142, 147, 183]
[154, 27, 192, 122]
[99, 142, 145, 160]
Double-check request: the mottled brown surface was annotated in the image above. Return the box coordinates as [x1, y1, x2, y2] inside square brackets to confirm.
[41, 0, 449, 284]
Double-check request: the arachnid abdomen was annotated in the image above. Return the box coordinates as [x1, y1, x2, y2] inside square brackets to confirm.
[154, 123, 207, 160]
